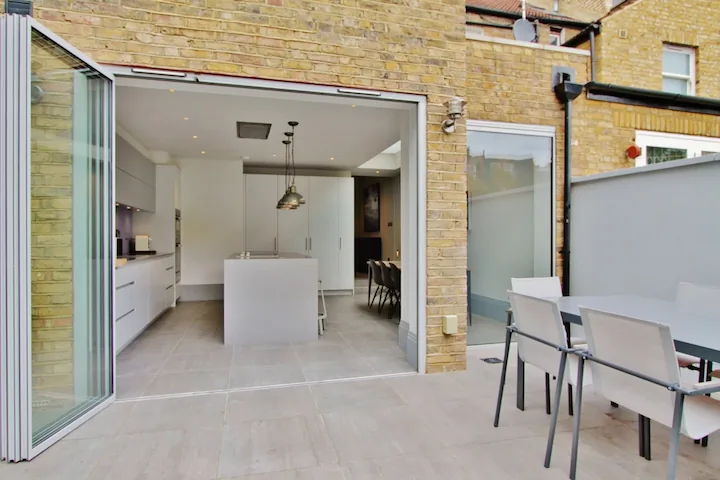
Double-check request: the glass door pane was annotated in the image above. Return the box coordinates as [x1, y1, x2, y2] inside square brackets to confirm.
[29, 28, 113, 447]
[467, 130, 553, 345]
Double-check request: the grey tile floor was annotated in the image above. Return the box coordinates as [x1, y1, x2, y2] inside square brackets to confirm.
[116, 294, 413, 400]
[3, 344, 720, 479]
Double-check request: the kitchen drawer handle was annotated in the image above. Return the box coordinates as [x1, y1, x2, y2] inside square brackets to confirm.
[116, 309, 135, 321]
[117, 281, 135, 290]
[165, 285, 173, 290]
[165, 266, 173, 271]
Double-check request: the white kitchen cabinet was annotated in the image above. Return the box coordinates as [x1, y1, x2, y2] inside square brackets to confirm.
[337, 177, 355, 290]
[277, 176, 310, 255]
[115, 255, 175, 353]
[116, 169, 155, 212]
[309, 177, 340, 289]
[245, 174, 279, 252]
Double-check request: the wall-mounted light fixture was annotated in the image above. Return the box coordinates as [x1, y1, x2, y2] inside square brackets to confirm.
[441, 97, 467, 134]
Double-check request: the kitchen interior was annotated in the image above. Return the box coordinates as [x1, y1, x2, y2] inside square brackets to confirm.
[113, 77, 416, 399]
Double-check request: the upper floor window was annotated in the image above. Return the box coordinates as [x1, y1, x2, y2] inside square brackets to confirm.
[549, 28, 564, 46]
[662, 45, 695, 95]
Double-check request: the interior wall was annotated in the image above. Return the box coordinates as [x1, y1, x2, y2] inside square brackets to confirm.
[178, 158, 245, 286]
[354, 175, 400, 261]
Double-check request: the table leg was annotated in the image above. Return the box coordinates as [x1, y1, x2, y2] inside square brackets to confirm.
[517, 355, 525, 411]
[565, 322, 574, 416]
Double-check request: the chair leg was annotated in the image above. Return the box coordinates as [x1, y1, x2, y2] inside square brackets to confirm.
[701, 360, 711, 447]
[695, 360, 706, 445]
[493, 325, 513, 428]
[379, 288, 389, 313]
[666, 392, 685, 480]
[545, 373, 552, 415]
[564, 323, 574, 417]
[369, 285, 382, 310]
[544, 351, 568, 469]
[569, 356, 586, 480]
[639, 414, 645, 458]
[643, 416, 651, 460]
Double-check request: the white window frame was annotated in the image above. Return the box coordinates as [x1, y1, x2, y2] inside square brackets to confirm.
[466, 120, 557, 281]
[634, 130, 720, 167]
[662, 44, 695, 96]
[549, 28, 564, 46]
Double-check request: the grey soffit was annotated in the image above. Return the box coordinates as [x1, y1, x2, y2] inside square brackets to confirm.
[6, 1, 32, 15]
[236, 122, 272, 140]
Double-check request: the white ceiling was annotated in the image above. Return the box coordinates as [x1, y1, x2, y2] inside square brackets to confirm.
[116, 79, 405, 170]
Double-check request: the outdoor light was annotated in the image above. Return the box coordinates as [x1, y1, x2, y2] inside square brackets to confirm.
[442, 96, 467, 134]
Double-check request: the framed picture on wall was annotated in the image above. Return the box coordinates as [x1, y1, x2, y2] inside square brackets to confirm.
[363, 183, 380, 233]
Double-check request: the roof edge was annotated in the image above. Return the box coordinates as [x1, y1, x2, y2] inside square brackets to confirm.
[465, 5, 591, 29]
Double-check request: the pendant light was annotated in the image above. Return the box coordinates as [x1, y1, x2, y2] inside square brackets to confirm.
[276, 121, 305, 209]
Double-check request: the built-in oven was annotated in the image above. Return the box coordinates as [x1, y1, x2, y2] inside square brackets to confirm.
[175, 209, 181, 284]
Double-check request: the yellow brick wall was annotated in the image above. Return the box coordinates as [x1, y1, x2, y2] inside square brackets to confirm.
[31, 0, 469, 373]
[466, 37, 590, 275]
[596, 0, 720, 97]
[30, 44, 75, 400]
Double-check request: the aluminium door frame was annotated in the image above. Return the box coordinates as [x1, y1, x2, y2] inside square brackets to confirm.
[0, 15, 117, 462]
[105, 65, 428, 374]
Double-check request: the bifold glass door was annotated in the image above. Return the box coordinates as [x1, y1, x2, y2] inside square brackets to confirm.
[1, 15, 115, 461]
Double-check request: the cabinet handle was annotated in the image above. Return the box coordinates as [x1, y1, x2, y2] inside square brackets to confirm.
[116, 308, 135, 321]
[274, 237, 277, 252]
[165, 285, 173, 290]
[117, 281, 135, 290]
[309, 237, 312, 250]
[305, 238, 308, 251]
[340, 237, 342, 250]
[165, 266, 173, 271]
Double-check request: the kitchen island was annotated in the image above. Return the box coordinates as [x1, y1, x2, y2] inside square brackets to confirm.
[224, 252, 319, 346]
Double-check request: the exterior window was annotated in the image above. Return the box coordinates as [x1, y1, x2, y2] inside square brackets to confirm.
[635, 131, 720, 166]
[466, 121, 555, 346]
[549, 28, 563, 46]
[662, 45, 695, 95]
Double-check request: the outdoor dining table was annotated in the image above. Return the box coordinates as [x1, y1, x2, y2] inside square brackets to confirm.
[556, 295, 720, 364]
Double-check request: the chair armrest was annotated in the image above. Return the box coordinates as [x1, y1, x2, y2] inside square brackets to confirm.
[687, 380, 720, 396]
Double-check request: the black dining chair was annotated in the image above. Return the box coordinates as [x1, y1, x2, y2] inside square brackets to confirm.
[388, 263, 401, 319]
[368, 260, 385, 310]
[379, 262, 395, 315]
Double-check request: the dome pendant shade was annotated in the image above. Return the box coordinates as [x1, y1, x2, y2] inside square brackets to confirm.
[276, 185, 302, 210]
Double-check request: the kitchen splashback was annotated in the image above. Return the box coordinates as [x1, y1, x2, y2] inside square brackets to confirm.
[116, 206, 134, 255]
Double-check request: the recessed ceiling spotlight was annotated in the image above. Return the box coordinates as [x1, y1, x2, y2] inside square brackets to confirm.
[330, 157, 334, 160]
[170, 89, 175, 93]
[376, 170, 380, 173]
[273, 154, 277, 157]
[242, 156, 250, 161]
[351, 104, 356, 108]
[115, 203, 119, 207]
[126, 205, 131, 210]
[136, 208, 140, 212]
[201, 151, 206, 155]
[193, 135, 198, 139]
[183, 117, 189, 120]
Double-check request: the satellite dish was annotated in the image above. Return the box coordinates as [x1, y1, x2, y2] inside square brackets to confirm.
[513, 18, 536, 42]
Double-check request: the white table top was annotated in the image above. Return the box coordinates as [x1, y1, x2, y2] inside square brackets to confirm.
[557, 295, 720, 363]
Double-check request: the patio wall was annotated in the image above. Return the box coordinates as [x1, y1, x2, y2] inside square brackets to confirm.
[570, 155, 720, 300]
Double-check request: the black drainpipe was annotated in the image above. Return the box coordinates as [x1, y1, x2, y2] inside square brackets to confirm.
[553, 76, 583, 296]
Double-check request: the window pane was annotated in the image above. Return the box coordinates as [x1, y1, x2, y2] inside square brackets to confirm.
[466, 131, 552, 345]
[30, 31, 113, 445]
[663, 49, 690, 75]
[646, 146, 687, 164]
[662, 77, 689, 94]
[701, 151, 719, 157]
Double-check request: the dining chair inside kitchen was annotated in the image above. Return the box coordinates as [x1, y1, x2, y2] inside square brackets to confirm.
[369, 260, 386, 310]
[318, 280, 327, 336]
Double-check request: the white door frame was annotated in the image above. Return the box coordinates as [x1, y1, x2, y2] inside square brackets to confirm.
[0, 15, 116, 461]
[104, 65, 428, 374]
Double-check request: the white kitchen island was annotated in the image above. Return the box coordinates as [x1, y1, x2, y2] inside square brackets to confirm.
[224, 252, 319, 346]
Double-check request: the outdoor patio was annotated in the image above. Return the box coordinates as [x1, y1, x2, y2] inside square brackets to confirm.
[2, 343, 718, 480]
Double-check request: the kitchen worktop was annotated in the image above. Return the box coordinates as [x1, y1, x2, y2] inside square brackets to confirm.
[227, 252, 311, 260]
[115, 252, 174, 269]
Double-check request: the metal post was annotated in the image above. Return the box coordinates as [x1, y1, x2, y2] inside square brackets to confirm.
[643, 416, 651, 460]
[638, 414, 645, 458]
[545, 373, 552, 415]
[517, 355, 525, 411]
[666, 392, 685, 480]
[544, 351, 568, 468]
[493, 326, 513, 428]
[569, 356, 586, 480]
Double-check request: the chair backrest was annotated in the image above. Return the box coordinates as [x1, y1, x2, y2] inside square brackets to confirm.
[579, 307, 680, 428]
[508, 291, 568, 375]
[510, 277, 562, 299]
[380, 262, 394, 289]
[675, 282, 720, 315]
[389, 263, 401, 289]
[370, 261, 385, 287]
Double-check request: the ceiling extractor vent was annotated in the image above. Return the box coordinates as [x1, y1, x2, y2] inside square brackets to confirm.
[236, 122, 272, 139]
